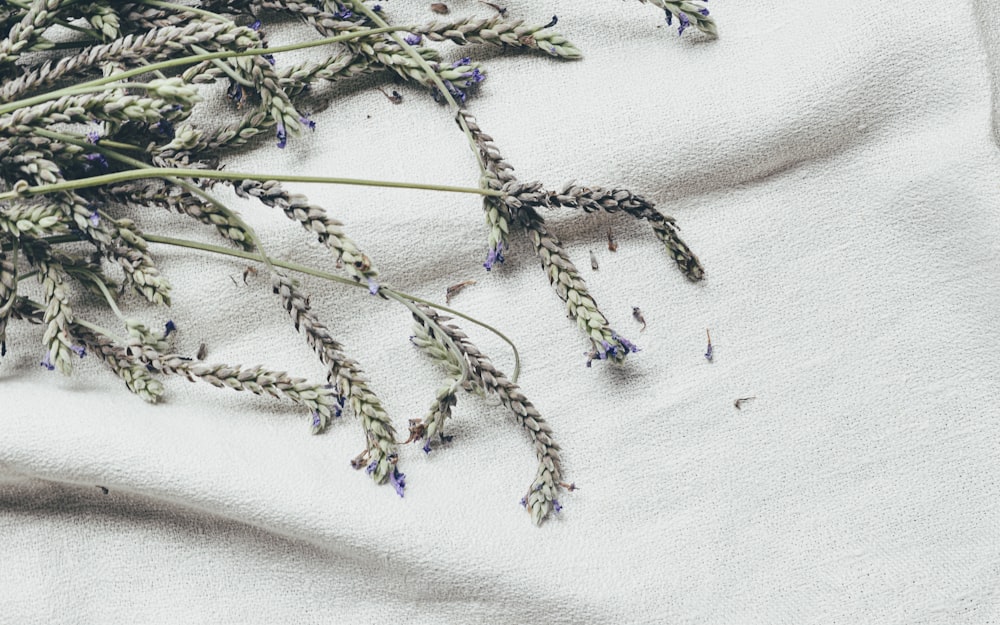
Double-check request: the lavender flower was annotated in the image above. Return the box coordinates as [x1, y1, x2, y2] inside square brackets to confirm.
[404, 33, 422, 45]
[366, 460, 377, 475]
[483, 242, 505, 271]
[71, 345, 86, 358]
[88, 210, 100, 227]
[611, 332, 640, 354]
[677, 12, 691, 36]
[85, 128, 100, 144]
[299, 115, 316, 131]
[84, 153, 108, 171]
[276, 122, 287, 149]
[552, 499, 562, 513]
[311, 410, 322, 429]
[153, 119, 175, 139]
[422, 439, 432, 454]
[520, 497, 527, 508]
[389, 467, 406, 497]
[367, 277, 379, 295]
[373, 4, 382, 11]
[250, 19, 262, 30]
[164, 320, 176, 337]
[40, 351, 54, 371]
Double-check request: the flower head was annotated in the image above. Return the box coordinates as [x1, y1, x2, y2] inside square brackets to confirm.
[483, 242, 505, 271]
[276, 121, 287, 149]
[389, 466, 406, 497]
[40, 351, 54, 371]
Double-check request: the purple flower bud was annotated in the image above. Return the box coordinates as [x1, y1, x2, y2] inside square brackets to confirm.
[164, 320, 177, 337]
[84, 153, 108, 170]
[483, 242, 505, 271]
[40, 351, 55, 371]
[276, 121, 287, 149]
[366, 460, 378, 475]
[71, 345, 86, 358]
[264, 53, 276, 66]
[373, 4, 382, 11]
[552, 499, 562, 513]
[85, 129, 100, 144]
[389, 467, 406, 497]
[311, 411, 322, 429]
[88, 210, 100, 227]
[422, 439, 432, 454]
[367, 278, 379, 295]
[250, 19, 262, 30]
[452, 57, 472, 68]
[677, 12, 690, 35]
[705, 343, 713, 362]
[153, 119, 175, 139]
[611, 332, 640, 354]
[520, 497, 527, 508]
[699, 8, 709, 16]
[404, 33, 421, 45]
[299, 115, 316, 131]
[665, 10, 672, 25]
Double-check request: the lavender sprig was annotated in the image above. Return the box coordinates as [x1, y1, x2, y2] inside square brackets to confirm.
[411, 303, 564, 525]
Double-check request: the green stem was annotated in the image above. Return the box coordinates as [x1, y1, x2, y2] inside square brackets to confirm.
[140, 233, 521, 381]
[0, 26, 412, 116]
[383, 289, 470, 393]
[0, 167, 504, 202]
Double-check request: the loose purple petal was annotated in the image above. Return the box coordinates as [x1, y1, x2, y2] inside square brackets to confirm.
[389, 467, 406, 497]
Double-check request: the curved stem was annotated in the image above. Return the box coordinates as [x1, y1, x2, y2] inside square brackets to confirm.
[383, 289, 470, 393]
[139, 233, 521, 381]
[350, 1, 489, 178]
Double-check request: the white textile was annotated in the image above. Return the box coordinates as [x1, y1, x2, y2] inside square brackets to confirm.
[3, 1, 1000, 623]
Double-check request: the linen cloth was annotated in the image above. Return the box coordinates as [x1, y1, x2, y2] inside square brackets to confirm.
[3, 1, 1000, 622]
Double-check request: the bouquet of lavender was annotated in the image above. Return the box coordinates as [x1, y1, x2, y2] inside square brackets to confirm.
[0, 0, 713, 524]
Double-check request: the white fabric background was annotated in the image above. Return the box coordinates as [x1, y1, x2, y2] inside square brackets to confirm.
[3, 0, 1000, 622]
